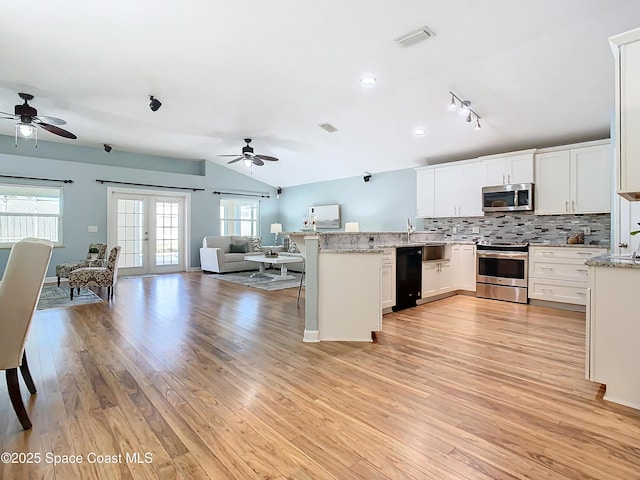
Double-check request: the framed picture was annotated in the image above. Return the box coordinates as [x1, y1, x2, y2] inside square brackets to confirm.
[310, 204, 341, 229]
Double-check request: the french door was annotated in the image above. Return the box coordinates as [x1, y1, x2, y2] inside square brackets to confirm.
[108, 189, 188, 276]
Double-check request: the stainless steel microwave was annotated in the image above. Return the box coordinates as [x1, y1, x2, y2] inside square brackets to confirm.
[482, 183, 534, 212]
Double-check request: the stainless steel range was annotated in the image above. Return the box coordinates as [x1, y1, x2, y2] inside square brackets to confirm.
[476, 242, 529, 303]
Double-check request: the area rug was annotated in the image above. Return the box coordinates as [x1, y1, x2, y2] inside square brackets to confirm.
[207, 271, 302, 291]
[37, 285, 103, 310]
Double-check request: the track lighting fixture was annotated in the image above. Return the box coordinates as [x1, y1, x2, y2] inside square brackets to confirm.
[104, 144, 112, 153]
[363, 172, 372, 183]
[448, 91, 482, 130]
[149, 95, 162, 112]
[276, 187, 282, 199]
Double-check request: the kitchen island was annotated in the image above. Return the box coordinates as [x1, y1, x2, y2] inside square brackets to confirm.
[585, 254, 640, 410]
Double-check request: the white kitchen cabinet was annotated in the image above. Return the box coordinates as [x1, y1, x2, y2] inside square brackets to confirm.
[535, 143, 611, 215]
[452, 244, 476, 291]
[380, 248, 396, 312]
[611, 27, 640, 201]
[482, 152, 534, 186]
[421, 260, 454, 299]
[528, 246, 607, 306]
[432, 161, 485, 218]
[587, 264, 640, 409]
[416, 168, 435, 218]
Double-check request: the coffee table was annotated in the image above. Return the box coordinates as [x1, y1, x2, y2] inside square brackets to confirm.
[245, 255, 303, 280]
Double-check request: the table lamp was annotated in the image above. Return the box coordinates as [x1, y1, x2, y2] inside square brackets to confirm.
[345, 222, 360, 232]
[270, 223, 283, 244]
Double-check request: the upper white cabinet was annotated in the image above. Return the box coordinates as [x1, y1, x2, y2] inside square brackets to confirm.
[416, 160, 485, 218]
[611, 27, 640, 201]
[535, 143, 611, 215]
[416, 168, 435, 218]
[482, 151, 535, 186]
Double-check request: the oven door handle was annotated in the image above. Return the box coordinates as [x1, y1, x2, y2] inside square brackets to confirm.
[477, 251, 528, 259]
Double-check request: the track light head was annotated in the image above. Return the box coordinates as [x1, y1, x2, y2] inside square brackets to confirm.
[149, 95, 162, 112]
[448, 94, 457, 110]
[363, 172, 372, 183]
[103, 144, 112, 153]
[475, 118, 481, 130]
[276, 187, 282, 198]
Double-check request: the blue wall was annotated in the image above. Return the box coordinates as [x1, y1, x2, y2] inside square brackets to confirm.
[0, 135, 280, 276]
[278, 168, 417, 233]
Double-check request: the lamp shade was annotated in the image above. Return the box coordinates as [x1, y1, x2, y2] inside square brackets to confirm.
[270, 223, 283, 234]
[345, 221, 360, 232]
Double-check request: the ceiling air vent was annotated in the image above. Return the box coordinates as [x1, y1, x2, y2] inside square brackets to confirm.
[394, 26, 435, 47]
[319, 123, 338, 133]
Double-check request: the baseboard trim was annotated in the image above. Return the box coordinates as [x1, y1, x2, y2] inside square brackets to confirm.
[529, 299, 585, 312]
[303, 329, 320, 343]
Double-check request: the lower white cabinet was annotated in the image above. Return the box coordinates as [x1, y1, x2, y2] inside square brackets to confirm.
[452, 244, 476, 291]
[421, 260, 453, 298]
[528, 246, 607, 305]
[381, 248, 396, 311]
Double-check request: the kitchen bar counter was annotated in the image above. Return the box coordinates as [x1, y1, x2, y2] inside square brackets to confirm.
[585, 253, 640, 268]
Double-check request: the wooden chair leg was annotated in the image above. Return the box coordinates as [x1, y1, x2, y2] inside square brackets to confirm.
[70, 286, 74, 299]
[6, 368, 32, 430]
[19, 352, 37, 395]
[57, 276, 61, 287]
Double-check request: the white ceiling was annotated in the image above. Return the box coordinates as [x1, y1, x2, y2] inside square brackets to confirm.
[1, 1, 639, 187]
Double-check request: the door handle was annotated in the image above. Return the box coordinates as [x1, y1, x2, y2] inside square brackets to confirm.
[572, 200, 576, 211]
[565, 201, 569, 212]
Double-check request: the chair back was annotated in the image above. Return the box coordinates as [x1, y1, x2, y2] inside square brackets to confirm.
[0, 238, 53, 370]
[106, 246, 121, 286]
[86, 242, 108, 260]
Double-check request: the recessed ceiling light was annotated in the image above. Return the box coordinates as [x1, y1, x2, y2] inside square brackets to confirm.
[413, 128, 425, 136]
[360, 76, 377, 86]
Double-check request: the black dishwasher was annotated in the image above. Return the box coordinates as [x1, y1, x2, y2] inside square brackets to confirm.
[393, 247, 422, 311]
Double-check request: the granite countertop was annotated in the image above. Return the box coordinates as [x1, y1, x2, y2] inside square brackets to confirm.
[320, 248, 383, 254]
[529, 242, 609, 249]
[586, 254, 640, 268]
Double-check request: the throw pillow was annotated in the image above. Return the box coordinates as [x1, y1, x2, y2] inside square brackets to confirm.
[288, 241, 300, 254]
[250, 237, 262, 252]
[229, 243, 249, 253]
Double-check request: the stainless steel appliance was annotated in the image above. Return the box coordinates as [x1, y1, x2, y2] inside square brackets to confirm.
[394, 246, 422, 311]
[482, 183, 534, 212]
[476, 242, 529, 303]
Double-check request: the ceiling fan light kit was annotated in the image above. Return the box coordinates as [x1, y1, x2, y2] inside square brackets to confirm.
[448, 91, 482, 130]
[1, 92, 77, 147]
[218, 138, 279, 168]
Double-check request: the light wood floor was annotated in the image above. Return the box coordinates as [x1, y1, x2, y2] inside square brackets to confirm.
[1, 273, 639, 479]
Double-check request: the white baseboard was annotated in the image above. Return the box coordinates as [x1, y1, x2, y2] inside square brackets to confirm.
[303, 329, 320, 342]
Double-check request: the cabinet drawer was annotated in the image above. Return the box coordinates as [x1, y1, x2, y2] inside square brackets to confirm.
[382, 248, 396, 264]
[530, 247, 606, 261]
[529, 260, 590, 282]
[528, 278, 588, 305]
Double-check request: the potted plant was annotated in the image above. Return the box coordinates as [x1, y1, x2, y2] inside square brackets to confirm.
[88, 247, 100, 260]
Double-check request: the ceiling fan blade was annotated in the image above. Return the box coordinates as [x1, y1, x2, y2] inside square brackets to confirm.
[252, 158, 265, 166]
[0, 111, 17, 118]
[227, 157, 243, 164]
[34, 115, 66, 126]
[36, 122, 77, 139]
[218, 154, 242, 157]
[255, 154, 279, 162]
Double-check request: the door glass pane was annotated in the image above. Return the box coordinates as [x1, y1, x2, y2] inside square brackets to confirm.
[117, 198, 144, 268]
[155, 200, 179, 266]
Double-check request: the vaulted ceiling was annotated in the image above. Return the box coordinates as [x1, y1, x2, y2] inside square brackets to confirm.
[1, 1, 639, 187]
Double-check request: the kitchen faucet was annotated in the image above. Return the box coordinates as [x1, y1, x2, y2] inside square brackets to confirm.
[407, 218, 414, 243]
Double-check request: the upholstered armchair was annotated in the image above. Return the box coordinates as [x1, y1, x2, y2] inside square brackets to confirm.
[56, 242, 108, 286]
[0, 238, 53, 429]
[69, 246, 121, 300]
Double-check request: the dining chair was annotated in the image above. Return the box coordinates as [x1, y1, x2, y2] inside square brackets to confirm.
[0, 238, 53, 430]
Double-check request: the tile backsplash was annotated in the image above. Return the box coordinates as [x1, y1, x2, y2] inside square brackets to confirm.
[421, 213, 610, 246]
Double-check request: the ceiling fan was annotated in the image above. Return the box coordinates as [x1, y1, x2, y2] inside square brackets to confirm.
[219, 138, 278, 166]
[0, 92, 77, 141]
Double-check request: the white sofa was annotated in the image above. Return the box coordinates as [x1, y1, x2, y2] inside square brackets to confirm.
[200, 236, 264, 273]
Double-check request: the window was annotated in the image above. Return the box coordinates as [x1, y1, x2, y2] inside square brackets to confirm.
[0, 184, 63, 245]
[220, 198, 259, 236]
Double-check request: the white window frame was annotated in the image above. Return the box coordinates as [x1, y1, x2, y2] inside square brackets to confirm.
[219, 198, 260, 236]
[0, 183, 63, 247]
